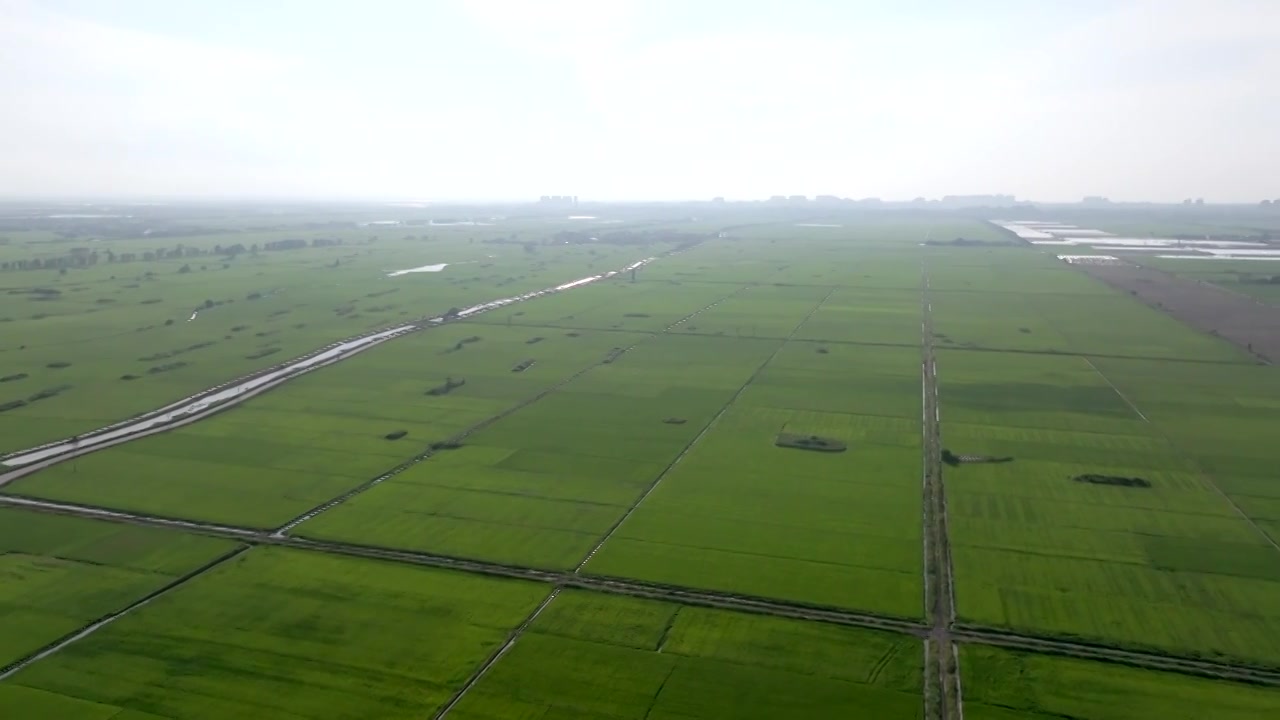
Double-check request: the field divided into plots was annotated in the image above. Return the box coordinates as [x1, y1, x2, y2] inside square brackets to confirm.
[7, 325, 642, 528]
[0, 548, 549, 719]
[571, 237, 926, 616]
[1087, 358, 1280, 545]
[449, 589, 924, 719]
[299, 333, 781, 568]
[0, 509, 237, 670]
[927, 247, 1250, 361]
[10, 212, 1279, 717]
[0, 228, 659, 453]
[934, 246, 1280, 666]
[583, 341, 924, 616]
[303, 232, 930, 616]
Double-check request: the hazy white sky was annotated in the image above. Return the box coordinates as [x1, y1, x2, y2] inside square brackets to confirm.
[1, 0, 1276, 202]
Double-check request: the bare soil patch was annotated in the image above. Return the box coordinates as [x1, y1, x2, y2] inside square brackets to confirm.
[1076, 261, 1280, 362]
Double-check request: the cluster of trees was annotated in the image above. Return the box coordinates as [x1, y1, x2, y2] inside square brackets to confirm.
[1, 237, 345, 273]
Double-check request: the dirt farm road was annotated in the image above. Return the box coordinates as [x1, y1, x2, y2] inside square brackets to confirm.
[921, 258, 963, 720]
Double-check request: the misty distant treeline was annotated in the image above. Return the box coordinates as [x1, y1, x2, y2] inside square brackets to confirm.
[0, 237, 344, 273]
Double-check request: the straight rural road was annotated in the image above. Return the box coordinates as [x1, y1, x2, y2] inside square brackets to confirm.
[921, 258, 963, 720]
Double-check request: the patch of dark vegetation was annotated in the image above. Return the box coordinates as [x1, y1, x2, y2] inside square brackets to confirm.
[1074, 473, 1151, 488]
[566, 331, 580, 337]
[138, 341, 216, 362]
[245, 347, 281, 360]
[365, 288, 400, 298]
[123, 283, 140, 289]
[384, 430, 408, 440]
[293, 323, 306, 329]
[254, 329, 279, 338]
[0, 373, 28, 383]
[95, 298, 116, 304]
[511, 359, 536, 372]
[46, 361, 72, 369]
[444, 336, 482, 353]
[195, 298, 231, 312]
[526, 337, 544, 344]
[513, 311, 525, 317]
[0, 399, 27, 413]
[941, 449, 1014, 466]
[27, 384, 72, 402]
[1240, 274, 1280, 285]
[429, 440, 463, 451]
[603, 347, 627, 363]
[120, 374, 141, 381]
[816, 347, 830, 354]
[270, 310, 291, 317]
[230, 325, 249, 332]
[147, 361, 189, 375]
[623, 313, 651, 318]
[140, 298, 163, 305]
[776, 433, 846, 452]
[662, 417, 687, 425]
[8, 287, 60, 297]
[426, 377, 465, 396]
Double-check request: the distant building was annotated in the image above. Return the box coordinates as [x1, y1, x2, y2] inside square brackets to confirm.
[538, 195, 578, 207]
[788, 195, 808, 203]
[711, 196, 726, 204]
[939, 194, 1017, 208]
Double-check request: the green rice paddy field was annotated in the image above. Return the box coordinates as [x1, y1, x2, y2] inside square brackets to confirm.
[0, 547, 549, 719]
[0, 225, 675, 452]
[4, 207, 1280, 716]
[962, 645, 1278, 720]
[935, 247, 1280, 666]
[448, 589, 923, 719]
[0, 509, 237, 670]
